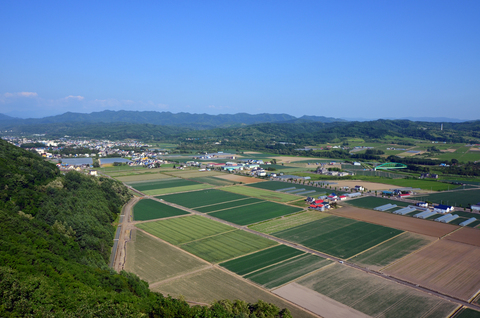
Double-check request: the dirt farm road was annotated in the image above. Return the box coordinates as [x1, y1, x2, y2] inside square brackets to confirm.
[111, 189, 480, 313]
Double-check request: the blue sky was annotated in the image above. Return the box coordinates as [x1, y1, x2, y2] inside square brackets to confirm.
[1, 1, 479, 119]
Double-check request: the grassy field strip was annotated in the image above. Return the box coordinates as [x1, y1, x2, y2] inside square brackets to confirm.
[240, 253, 307, 276]
[345, 231, 406, 261]
[248, 211, 331, 234]
[192, 197, 257, 210]
[158, 189, 247, 209]
[143, 184, 213, 195]
[350, 232, 437, 271]
[210, 201, 303, 226]
[221, 185, 301, 203]
[181, 230, 278, 263]
[125, 177, 179, 184]
[218, 245, 304, 274]
[135, 215, 234, 245]
[134, 214, 192, 224]
[204, 200, 264, 214]
[245, 254, 333, 289]
[178, 229, 238, 246]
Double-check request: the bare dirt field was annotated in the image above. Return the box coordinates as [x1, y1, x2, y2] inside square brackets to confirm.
[446, 227, 480, 247]
[273, 282, 371, 318]
[333, 206, 457, 237]
[151, 268, 317, 318]
[328, 180, 399, 191]
[216, 174, 264, 184]
[383, 240, 480, 301]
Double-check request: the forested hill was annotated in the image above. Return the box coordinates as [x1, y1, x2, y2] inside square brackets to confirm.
[0, 139, 293, 317]
[0, 110, 343, 129]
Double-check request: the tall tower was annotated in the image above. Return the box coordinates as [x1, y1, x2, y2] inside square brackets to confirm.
[441, 123, 443, 131]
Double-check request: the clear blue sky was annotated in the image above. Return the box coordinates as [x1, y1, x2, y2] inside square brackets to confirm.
[1, 0, 479, 119]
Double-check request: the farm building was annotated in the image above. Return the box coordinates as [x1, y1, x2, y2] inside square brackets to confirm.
[393, 206, 417, 215]
[382, 191, 394, 196]
[354, 185, 364, 191]
[309, 204, 325, 211]
[433, 204, 454, 214]
[434, 214, 459, 223]
[338, 195, 347, 200]
[414, 210, 437, 219]
[346, 192, 362, 198]
[472, 203, 480, 212]
[399, 193, 411, 198]
[374, 203, 397, 211]
[416, 202, 428, 208]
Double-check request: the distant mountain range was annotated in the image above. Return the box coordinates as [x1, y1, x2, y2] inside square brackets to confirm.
[0, 110, 344, 129]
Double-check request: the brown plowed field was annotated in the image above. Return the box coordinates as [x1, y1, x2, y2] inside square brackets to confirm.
[446, 227, 480, 247]
[383, 240, 480, 301]
[334, 206, 457, 237]
[215, 174, 263, 184]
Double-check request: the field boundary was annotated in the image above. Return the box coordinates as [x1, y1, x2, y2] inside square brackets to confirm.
[238, 253, 307, 277]
[148, 266, 213, 289]
[345, 231, 406, 261]
[178, 229, 238, 246]
[204, 201, 264, 213]
[379, 237, 440, 272]
[270, 261, 337, 292]
[133, 213, 192, 224]
[192, 197, 251, 209]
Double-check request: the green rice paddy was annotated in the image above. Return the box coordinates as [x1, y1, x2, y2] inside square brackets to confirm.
[209, 201, 303, 225]
[136, 215, 233, 245]
[181, 230, 278, 263]
[220, 245, 305, 276]
[133, 199, 190, 221]
[272, 216, 403, 259]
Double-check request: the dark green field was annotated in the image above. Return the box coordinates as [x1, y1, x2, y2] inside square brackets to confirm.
[413, 188, 480, 208]
[136, 215, 233, 245]
[209, 202, 303, 225]
[247, 181, 346, 196]
[188, 176, 235, 186]
[245, 254, 332, 289]
[133, 199, 190, 221]
[129, 178, 199, 192]
[195, 198, 262, 213]
[157, 189, 247, 208]
[453, 308, 480, 318]
[272, 216, 403, 259]
[346, 196, 409, 210]
[220, 245, 305, 276]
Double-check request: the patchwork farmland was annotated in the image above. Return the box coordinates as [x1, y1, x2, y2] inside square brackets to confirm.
[334, 206, 458, 237]
[246, 180, 347, 196]
[412, 188, 480, 208]
[120, 169, 480, 318]
[271, 216, 403, 259]
[288, 263, 458, 318]
[209, 201, 303, 225]
[383, 240, 480, 301]
[128, 178, 211, 195]
[349, 232, 436, 270]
